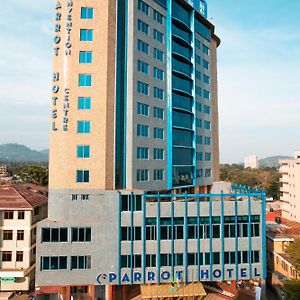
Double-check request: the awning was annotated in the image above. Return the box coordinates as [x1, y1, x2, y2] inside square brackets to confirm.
[140, 282, 207, 299]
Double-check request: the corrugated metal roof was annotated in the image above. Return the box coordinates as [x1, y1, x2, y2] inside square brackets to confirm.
[0, 184, 47, 209]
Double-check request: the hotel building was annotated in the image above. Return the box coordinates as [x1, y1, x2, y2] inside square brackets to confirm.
[35, 0, 265, 299]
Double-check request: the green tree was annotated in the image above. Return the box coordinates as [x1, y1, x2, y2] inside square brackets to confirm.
[17, 165, 48, 186]
[284, 280, 300, 300]
[285, 238, 300, 276]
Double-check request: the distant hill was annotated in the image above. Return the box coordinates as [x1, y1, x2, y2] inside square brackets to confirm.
[259, 156, 292, 168]
[0, 144, 48, 162]
[39, 149, 49, 156]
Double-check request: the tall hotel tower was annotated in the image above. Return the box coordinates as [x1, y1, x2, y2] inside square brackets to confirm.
[35, 0, 265, 299]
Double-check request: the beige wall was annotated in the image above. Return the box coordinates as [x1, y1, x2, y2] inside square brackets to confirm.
[49, 0, 116, 190]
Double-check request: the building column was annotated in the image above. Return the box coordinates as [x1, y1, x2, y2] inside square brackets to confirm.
[66, 286, 70, 300]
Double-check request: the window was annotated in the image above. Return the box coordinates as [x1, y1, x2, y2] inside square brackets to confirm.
[204, 105, 210, 114]
[41, 256, 67, 270]
[154, 10, 163, 24]
[196, 152, 203, 161]
[154, 87, 164, 100]
[204, 120, 211, 130]
[16, 251, 23, 262]
[154, 148, 164, 160]
[81, 7, 94, 19]
[195, 39, 201, 49]
[3, 230, 13, 240]
[2, 251, 12, 262]
[153, 67, 164, 80]
[41, 228, 68, 243]
[121, 195, 142, 212]
[34, 207, 39, 216]
[137, 169, 149, 182]
[196, 102, 202, 112]
[154, 169, 164, 181]
[76, 170, 90, 183]
[80, 29, 93, 41]
[79, 51, 93, 64]
[137, 60, 149, 74]
[4, 211, 13, 219]
[137, 124, 149, 137]
[146, 254, 156, 267]
[71, 227, 92, 242]
[137, 147, 149, 159]
[81, 194, 89, 201]
[121, 227, 142, 241]
[195, 55, 201, 65]
[77, 121, 91, 134]
[196, 169, 203, 178]
[137, 102, 149, 116]
[205, 152, 211, 161]
[203, 59, 209, 69]
[195, 70, 201, 79]
[153, 48, 164, 61]
[137, 19, 149, 35]
[205, 169, 212, 177]
[196, 135, 203, 144]
[77, 145, 90, 158]
[203, 75, 210, 84]
[203, 44, 209, 55]
[154, 29, 164, 43]
[17, 230, 24, 240]
[137, 39, 149, 54]
[79, 74, 92, 87]
[78, 97, 91, 110]
[137, 81, 149, 95]
[138, 0, 149, 15]
[153, 107, 164, 119]
[18, 211, 25, 219]
[195, 86, 202, 96]
[71, 256, 91, 270]
[196, 118, 202, 128]
[204, 90, 210, 99]
[154, 127, 164, 139]
[204, 136, 211, 145]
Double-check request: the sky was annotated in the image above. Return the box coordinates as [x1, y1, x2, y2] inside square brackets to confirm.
[0, 0, 299, 163]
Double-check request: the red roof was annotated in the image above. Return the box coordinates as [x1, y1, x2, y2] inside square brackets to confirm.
[0, 184, 48, 209]
[267, 211, 300, 236]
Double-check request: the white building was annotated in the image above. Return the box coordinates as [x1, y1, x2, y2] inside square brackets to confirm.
[280, 150, 300, 222]
[244, 155, 259, 169]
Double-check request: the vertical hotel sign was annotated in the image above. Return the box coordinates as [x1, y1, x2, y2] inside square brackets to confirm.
[52, 1, 73, 132]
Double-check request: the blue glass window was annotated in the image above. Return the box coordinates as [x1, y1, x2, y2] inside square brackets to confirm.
[196, 102, 202, 112]
[138, 19, 149, 35]
[195, 39, 201, 49]
[204, 136, 211, 145]
[137, 81, 149, 95]
[138, 0, 149, 15]
[205, 169, 212, 177]
[203, 75, 210, 84]
[204, 121, 211, 130]
[76, 170, 90, 183]
[204, 90, 210, 100]
[203, 59, 209, 69]
[153, 48, 164, 61]
[154, 10, 163, 24]
[80, 29, 93, 41]
[203, 44, 209, 55]
[77, 121, 91, 134]
[137, 124, 149, 137]
[195, 55, 201, 65]
[137, 102, 149, 116]
[196, 118, 202, 128]
[173, 148, 193, 165]
[195, 86, 202, 96]
[137, 60, 149, 74]
[154, 87, 164, 100]
[154, 127, 164, 139]
[196, 169, 203, 178]
[196, 135, 203, 144]
[153, 107, 164, 119]
[137, 169, 149, 182]
[153, 67, 164, 80]
[137, 39, 149, 54]
[77, 145, 90, 158]
[79, 51, 92, 64]
[137, 147, 149, 159]
[81, 7, 94, 19]
[78, 97, 91, 110]
[154, 148, 164, 160]
[173, 111, 193, 129]
[173, 129, 193, 147]
[196, 152, 203, 161]
[205, 152, 211, 161]
[195, 19, 211, 41]
[195, 70, 201, 79]
[79, 74, 92, 87]
[153, 29, 164, 43]
[154, 169, 164, 181]
[204, 105, 210, 114]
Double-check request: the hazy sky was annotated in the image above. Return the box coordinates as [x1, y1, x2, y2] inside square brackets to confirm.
[0, 0, 299, 163]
